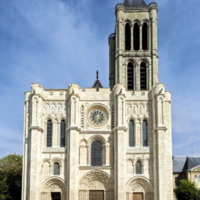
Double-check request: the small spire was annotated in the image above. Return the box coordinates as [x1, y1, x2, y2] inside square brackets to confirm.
[96, 70, 99, 80]
[92, 70, 103, 91]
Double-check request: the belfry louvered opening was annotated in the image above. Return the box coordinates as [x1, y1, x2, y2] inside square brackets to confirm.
[140, 62, 147, 90]
[47, 120, 52, 147]
[142, 22, 148, 50]
[127, 62, 134, 90]
[125, 23, 131, 50]
[134, 23, 140, 50]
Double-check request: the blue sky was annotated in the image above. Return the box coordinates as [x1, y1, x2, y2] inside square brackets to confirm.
[0, 0, 200, 158]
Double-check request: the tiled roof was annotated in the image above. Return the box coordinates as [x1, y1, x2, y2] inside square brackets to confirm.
[173, 156, 200, 173]
[173, 156, 187, 173]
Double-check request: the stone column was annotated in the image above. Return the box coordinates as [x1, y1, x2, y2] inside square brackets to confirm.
[135, 119, 141, 147]
[150, 8, 159, 86]
[22, 94, 30, 200]
[105, 144, 110, 166]
[135, 62, 140, 91]
[114, 128, 126, 200]
[140, 24, 142, 50]
[68, 128, 79, 200]
[67, 84, 81, 200]
[152, 84, 173, 200]
[114, 84, 127, 200]
[131, 24, 133, 50]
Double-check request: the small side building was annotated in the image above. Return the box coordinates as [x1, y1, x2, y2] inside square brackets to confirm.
[173, 156, 200, 199]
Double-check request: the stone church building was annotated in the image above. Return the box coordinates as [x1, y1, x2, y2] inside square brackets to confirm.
[22, 0, 173, 199]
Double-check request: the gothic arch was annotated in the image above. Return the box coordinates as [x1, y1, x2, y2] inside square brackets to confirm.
[80, 170, 114, 190]
[126, 59, 136, 66]
[80, 138, 88, 146]
[139, 58, 150, 65]
[125, 19, 132, 25]
[133, 19, 141, 25]
[126, 115, 137, 124]
[79, 171, 114, 200]
[41, 177, 67, 200]
[142, 19, 149, 24]
[42, 158, 50, 164]
[126, 177, 153, 200]
[51, 157, 62, 167]
[59, 117, 67, 123]
[88, 135, 106, 145]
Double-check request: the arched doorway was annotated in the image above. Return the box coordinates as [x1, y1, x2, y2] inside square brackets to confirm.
[126, 177, 153, 200]
[41, 177, 67, 200]
[79, 170, 114, 200]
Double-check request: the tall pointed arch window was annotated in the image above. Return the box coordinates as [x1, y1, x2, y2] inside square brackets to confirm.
[127, 62, 134, 90]
[140, 62, 147, 90]
[136, 161, 142, 174]
[54, 162, 60, 175]
[60, 120, 66, 147]
[142, 22, 148, 50]
[47, 120, 52, 147]
[142, 120, 148, 147]
[134, 23, 140, 50]
[125, 23, 131, 50]
[129, 120, 134, 147]
[91, 140, 103, 166]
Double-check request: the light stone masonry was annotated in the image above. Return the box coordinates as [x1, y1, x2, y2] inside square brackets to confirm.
[22, 0, 173, 200]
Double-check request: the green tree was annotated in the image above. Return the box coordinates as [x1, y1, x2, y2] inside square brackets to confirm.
[174, 179, 200, 200]
[0, 154, 22, 200]
[0, 173, 10, 200]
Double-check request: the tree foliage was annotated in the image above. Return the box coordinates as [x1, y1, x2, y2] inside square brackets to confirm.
[0, 154, 22, 200]
[174, 179, 200, 200]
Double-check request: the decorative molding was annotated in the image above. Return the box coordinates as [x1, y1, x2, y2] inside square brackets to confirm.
[67, 126, 80, 131]
[29, 126, 44, 133]
[152, 126, 167, 133]
[113, 126, 128, 132]
[80, 130, 113, 134]
[79, 166, 113, 170]
[42, 148, 67, 153]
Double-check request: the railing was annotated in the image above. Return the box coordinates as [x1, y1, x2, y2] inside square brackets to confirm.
[115, 2, 157, 11]
[125, 5, 148, 10]
[109, 33, 115, 40]
[148, 2, 157, 8]
[115, 3, 124, 10]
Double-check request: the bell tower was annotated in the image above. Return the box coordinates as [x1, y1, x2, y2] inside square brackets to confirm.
[109, 0, 158, 90]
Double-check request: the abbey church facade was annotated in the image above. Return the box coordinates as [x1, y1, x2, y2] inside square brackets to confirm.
[22, 0, 173, 200]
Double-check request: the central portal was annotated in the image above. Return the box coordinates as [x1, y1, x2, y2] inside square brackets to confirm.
[133, 193, 143, 200]
[51, 192, 61, 200]
[89, 190, 104, 200]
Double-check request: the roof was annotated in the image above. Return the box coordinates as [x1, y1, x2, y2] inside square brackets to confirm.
[173, 156, 200, 173]
[123, 0, 147, 7]
[173, 157, 187, 173]
[183, 157, 200, 171]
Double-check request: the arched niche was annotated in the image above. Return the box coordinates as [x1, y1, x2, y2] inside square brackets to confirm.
[41, 177, 67, 200]
[79, 171, 114, 200]
[126, 177, 153, 200]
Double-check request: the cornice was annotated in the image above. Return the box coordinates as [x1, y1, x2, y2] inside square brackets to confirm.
[29, 126, 44, 133]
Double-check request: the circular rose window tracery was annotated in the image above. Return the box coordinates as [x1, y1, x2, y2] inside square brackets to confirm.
[87, 105, 108, 127]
